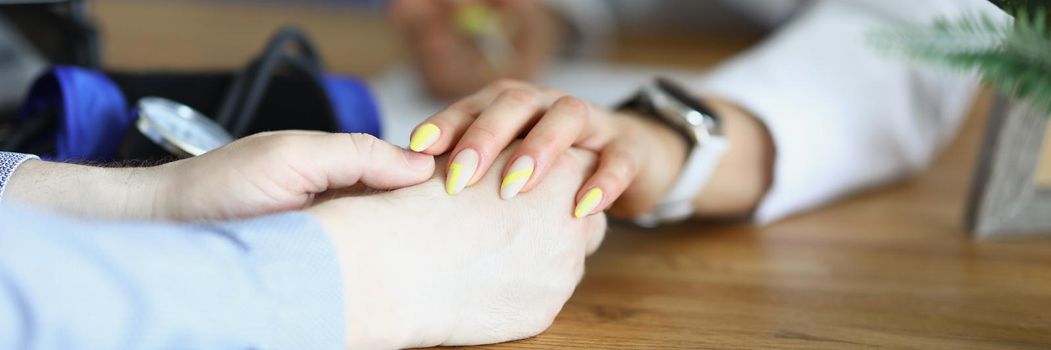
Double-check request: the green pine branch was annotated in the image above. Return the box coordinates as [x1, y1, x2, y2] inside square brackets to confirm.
[989, 0, 1051, 19]
[870, 9, 1051, 116]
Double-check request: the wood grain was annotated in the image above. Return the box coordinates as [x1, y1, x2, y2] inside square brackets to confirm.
[463, 91, 1051, 349]
[93, 1, 1051, 348]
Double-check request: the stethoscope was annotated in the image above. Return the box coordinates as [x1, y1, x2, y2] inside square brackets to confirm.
[3, 27, 338, 161]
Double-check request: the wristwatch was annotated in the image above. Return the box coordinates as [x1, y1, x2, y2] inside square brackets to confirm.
[619, 78, 730, 227]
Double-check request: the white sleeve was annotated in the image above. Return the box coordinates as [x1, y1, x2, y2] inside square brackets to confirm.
[688, 0, 1008, 224]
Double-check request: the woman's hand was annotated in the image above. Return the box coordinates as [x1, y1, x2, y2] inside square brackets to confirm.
[407, 79, 677, 219]
[390, 0, 563, 100]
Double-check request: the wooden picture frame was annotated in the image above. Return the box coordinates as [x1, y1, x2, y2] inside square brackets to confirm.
[967, 94, 1051, 238]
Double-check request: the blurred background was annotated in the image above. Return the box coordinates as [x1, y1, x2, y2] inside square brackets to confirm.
[3, 2, 1051, 348]
[0, 0, 770, 151]
[89, 0, 759, 74]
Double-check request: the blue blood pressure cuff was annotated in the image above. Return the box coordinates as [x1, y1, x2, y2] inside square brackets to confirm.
[5, 27, 382, 163]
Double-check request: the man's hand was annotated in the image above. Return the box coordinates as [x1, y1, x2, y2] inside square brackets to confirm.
[307, 144, 607, 349]
[154, 131, 435, 221]
[5, 131, 435, 221]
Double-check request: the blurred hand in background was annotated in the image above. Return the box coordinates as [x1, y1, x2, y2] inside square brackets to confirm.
[390, 0, 565, 100]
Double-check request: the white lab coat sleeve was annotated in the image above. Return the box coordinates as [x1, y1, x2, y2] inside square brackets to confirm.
[688, 0, 1008, 224]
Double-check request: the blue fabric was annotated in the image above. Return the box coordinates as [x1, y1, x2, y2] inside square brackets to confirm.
[18, 67, 383, 161]
[325, 75, 383, 138]
[0, 206, 346, 349]
[20, 66, 132, 162]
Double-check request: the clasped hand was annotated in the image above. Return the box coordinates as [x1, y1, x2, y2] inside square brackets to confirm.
[7, 129, 606, 349]
[186, 132, 607, 348]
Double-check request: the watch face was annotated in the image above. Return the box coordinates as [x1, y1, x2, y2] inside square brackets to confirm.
[136, 97, 233, 157]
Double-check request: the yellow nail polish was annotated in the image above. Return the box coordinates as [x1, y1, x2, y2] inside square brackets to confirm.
[410, 123, 441, 152]
[446, 163, 462, 195]
[500, 156, 535, 199]
[574, 188, 603, 218]
[446, 149, 479, 195]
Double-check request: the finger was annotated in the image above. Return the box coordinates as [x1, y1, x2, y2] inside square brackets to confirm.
[499, 96, 595, 199]
[415, 23, 491, 99]
[573, 135, 644, 218]
[390, 0, 446, 34]
[390, 0, 440, 45]
[408, 79, 529, 154]
[584, 213, 607, 256]
[498, 0, 554, 80]
[315, 133, 435, 190]
[408, 100, 478, 155]
[397, 0, 490, 99]
[446, 87, 560, 195]
[255, 129, 328, 137]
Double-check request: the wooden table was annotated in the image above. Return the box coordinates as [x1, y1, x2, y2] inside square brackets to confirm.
[473, 92, 1051, 350]
[94, 1, 1051, 348]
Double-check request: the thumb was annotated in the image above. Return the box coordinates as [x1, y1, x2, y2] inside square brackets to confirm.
[314, 133, 436, 190]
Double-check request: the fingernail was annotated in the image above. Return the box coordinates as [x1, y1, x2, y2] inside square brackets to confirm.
[574, 188, 603, 218]
[500, 156, 535, 199]
[409, 123, 441, 152]
[446, 149, 479, 195]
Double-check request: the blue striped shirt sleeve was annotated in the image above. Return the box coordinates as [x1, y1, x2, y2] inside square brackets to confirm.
[0, 205, 345, 349]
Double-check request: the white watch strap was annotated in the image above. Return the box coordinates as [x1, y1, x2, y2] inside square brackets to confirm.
[634, 136, 730, 228]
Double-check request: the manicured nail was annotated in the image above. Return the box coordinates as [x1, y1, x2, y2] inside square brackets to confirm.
[409, 123, 440, 152]
[574, 188, 603, 218]
[500, 156, 535, 199]
[446, 149, 479, 195]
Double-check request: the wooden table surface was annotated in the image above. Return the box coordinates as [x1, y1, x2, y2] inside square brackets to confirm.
[93, 1, 1051, 348]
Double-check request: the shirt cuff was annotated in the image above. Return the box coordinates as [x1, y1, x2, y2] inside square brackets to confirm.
[213, 212, 346, 349]
[0, 152, 39, 204]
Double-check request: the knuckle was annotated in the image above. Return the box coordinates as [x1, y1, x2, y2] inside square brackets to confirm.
[614, 151, 641, 176]
[491, 78, 524, 90]
[346, 133, 380, 158]
[554, 96, 589, 115]
[447, 100, 477, 115]
[541, 87, 567, 98]
[500, 88, 539, 106]
[530, 133, 561, 150]
[550, 97, 590, 129]
[621, 124, 644, 140]
[262, 134, 302, 153]
[468, 124, 502, 143]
